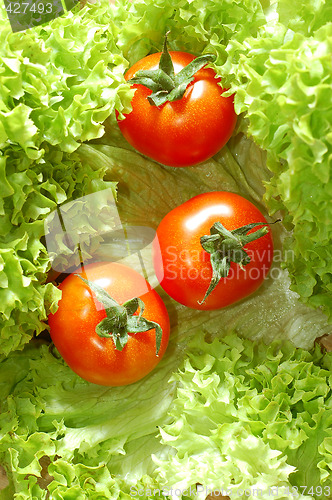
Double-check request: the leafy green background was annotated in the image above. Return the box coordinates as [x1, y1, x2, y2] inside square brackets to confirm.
[0, 0, 331, 498]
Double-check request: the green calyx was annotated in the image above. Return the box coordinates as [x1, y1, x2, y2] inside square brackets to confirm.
[128, 32, 216, 106]
[199, 221, 275, 304]
[76, 275, 163, 355]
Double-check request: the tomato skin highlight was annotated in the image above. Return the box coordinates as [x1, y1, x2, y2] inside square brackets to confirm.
[48, 262, 170, 386]
[153, 192, 274, 310]
[117, 51, 237, 167]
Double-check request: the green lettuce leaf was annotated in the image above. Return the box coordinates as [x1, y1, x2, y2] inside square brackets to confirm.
[154, 334, 332, 499]
[0, 337, 179, 499]
[0, 145, 117, 358]
[1, 333, 331, 498]
[0, 0, 133, 157]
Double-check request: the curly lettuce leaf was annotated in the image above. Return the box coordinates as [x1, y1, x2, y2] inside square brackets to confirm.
[0, 0, 133, 157]
[220, 21, 332, 319]
[154, 334, 332, 499]
[1, 333, 331, 499]
[0, 146, 116, 358]
[0, 338, 179, 499]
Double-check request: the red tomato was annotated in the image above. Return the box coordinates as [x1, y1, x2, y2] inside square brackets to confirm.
[153, 192, 274, 310]
[48, 262, 170, 386]
[117, 51, 237, 167]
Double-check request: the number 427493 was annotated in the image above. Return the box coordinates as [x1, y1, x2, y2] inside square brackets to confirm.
[5, 2, 53, 14]
[283, 485, 331, 497]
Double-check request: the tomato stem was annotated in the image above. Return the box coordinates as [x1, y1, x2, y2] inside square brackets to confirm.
[199, 220, 279, 304]
[75, 275, 163, 355]
[127, 32, 216, 106]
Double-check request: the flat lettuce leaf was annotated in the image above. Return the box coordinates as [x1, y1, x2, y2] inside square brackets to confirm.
[155, 334, 332, 499]
[112, 0, 332, 317]
[83, 128, 332, 350]
[0, 0, 133, 157]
